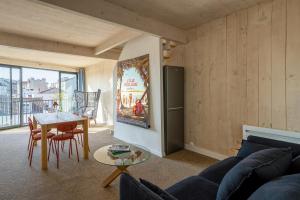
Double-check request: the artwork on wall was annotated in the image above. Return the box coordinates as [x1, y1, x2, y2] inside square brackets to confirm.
[116, 54, 150, 128]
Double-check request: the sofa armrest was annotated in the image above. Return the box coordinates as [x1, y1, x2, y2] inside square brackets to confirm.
[120, 173, 165, 200]
[199, 156, 242, 184]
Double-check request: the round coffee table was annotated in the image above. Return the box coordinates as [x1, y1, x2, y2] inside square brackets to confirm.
[94, 144, 151, 187]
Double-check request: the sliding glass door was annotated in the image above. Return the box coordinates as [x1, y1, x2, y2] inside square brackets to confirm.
[22, 68, 59, 124]
[60, 72, 78, 112]
[0, 65, 21, 128]
[0, 65, 79, 129]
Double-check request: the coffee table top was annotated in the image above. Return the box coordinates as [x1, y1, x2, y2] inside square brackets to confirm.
[93, 144, 151, 167]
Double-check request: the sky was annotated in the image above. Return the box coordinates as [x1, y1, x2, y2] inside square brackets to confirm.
[0, 66, 68, 84]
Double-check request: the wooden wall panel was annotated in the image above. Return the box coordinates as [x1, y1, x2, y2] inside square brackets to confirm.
[286, 0, 300, 131]
[207, 18, 228, 153]
[183, 0, 300, 156]
[246, 5, 260, 126]
[271, 0, 287, 129]
[258, 2, 272, 128]
[226, 10, 248, 149]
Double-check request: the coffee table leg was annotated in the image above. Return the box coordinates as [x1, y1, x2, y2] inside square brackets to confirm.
[102, 166, 129, 188]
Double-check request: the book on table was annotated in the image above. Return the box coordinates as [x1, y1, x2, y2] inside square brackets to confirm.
[108, 144, 131, 154]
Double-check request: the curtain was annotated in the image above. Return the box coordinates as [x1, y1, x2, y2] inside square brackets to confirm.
[78, 68, 85, 92]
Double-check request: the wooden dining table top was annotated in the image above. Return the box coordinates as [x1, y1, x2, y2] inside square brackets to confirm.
[34, 112, 85, 125]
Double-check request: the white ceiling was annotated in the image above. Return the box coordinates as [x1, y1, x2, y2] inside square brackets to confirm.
[104, 0, 266, 29]
[0, 0, 126, 47]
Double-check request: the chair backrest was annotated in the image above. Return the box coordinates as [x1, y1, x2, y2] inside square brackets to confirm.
[56, 121, 77, 132]
[28, 117, 34, 131]
[73, 89, 101, 119]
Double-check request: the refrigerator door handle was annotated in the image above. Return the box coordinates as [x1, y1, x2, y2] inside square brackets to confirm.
[168, 107, 184, 111]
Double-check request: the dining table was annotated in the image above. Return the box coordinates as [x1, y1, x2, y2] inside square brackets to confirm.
[33, 112, 89, 170]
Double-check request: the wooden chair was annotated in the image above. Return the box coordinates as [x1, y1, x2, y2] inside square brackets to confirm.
[48, 121, 79, 168]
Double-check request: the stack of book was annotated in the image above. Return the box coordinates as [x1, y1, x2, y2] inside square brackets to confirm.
[108, 144, 131, 157]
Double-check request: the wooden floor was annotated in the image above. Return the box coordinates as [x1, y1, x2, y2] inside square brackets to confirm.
[0, 127, 216, 200]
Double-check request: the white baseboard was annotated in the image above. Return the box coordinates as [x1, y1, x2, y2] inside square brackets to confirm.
[184, 144, 229, 160]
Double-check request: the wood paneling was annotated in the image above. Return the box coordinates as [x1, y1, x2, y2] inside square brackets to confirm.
[286, 0, 300, 131]
[246, 5, 259, 126]
[227, 10, 248, 148]
[184, 0, 300, 156]
[258, 3, 272, 128]
[271, 0, 287, 129]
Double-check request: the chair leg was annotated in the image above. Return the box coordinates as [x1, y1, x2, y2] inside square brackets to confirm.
[29, 142, 34, 166]
[28, 139, 33, 160]
[52, 140, 55, 153]
[80, 134, 83, 147]
[27, 134, 32, 151]
[76, 134, 80, 144]
[68, 139, 73, 158]
[73, 138, 79, 162]
[56, 141, 60, 169]
[48, 139, 53, 161]
[61, 141, 64, 152]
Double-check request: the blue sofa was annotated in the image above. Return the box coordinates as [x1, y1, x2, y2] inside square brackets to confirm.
[119, 135, 300, 200]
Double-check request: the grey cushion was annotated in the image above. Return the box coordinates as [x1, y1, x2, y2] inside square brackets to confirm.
[237, 140, 270, 158]
[199, 157, 242, 184]
[289, 155, 300, 174]
[140, 179, 177, 200]
[166, 176, 218, 200]
[120, 173, 165, 200]
[248, 174, 300, 200]
[216, 148, 292, 200]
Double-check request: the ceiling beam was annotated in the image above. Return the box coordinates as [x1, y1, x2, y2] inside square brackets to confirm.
[0, 56, 78, 72]
[95, 30, 142, 55]
[0, 31, 120, 60]
[36, 0, 187, 43]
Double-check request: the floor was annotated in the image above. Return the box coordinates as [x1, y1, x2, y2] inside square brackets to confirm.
[0, 127, 217, 200]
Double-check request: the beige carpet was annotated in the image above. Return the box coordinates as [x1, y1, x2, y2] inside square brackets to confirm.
[0, 127, 216, 200]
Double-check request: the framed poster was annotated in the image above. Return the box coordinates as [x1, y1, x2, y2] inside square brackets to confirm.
[116, 54, 150, 128]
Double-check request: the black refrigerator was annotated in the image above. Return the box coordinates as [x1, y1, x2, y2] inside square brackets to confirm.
[163, 65, 184, 155]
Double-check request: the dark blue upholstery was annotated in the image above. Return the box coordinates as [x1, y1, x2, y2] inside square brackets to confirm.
[289, 155, 300, 174]
[120, 173, 165, 200]
[248, 174, 300, 200]
[247, 135, 300, 157]
[166, 176, 218, 200]
[216, 148, 293, 200]
[199, 157, 242, 184]
[237, 140, 270, 158]
[140, 179, 177, 200]
[119, 136, 300, 200]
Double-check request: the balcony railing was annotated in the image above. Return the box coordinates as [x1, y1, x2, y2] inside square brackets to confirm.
[0, 97, 75, 129]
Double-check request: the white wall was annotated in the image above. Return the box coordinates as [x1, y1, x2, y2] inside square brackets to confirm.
[114, 35, 164, 157]
[85, 59, 117, 125]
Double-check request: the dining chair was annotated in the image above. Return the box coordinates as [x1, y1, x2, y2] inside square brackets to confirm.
[48, 121, 80, 168]
[67, 114, 90, 152]
[28, 120, 55, 166]
[27, 117, 51, 150]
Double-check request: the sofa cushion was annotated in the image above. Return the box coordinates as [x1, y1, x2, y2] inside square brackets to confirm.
[248, 174, 300, 200]
[216, 148, 292, 200]
[289, 155, 300, 174]
[199, 157, 242, 184]
[140, 179, 177, 200]
[166, 176, 218, 200]
[120, 173, 166, 200]
[237, 140, 270, 158]
[247, 135, 300, 157]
